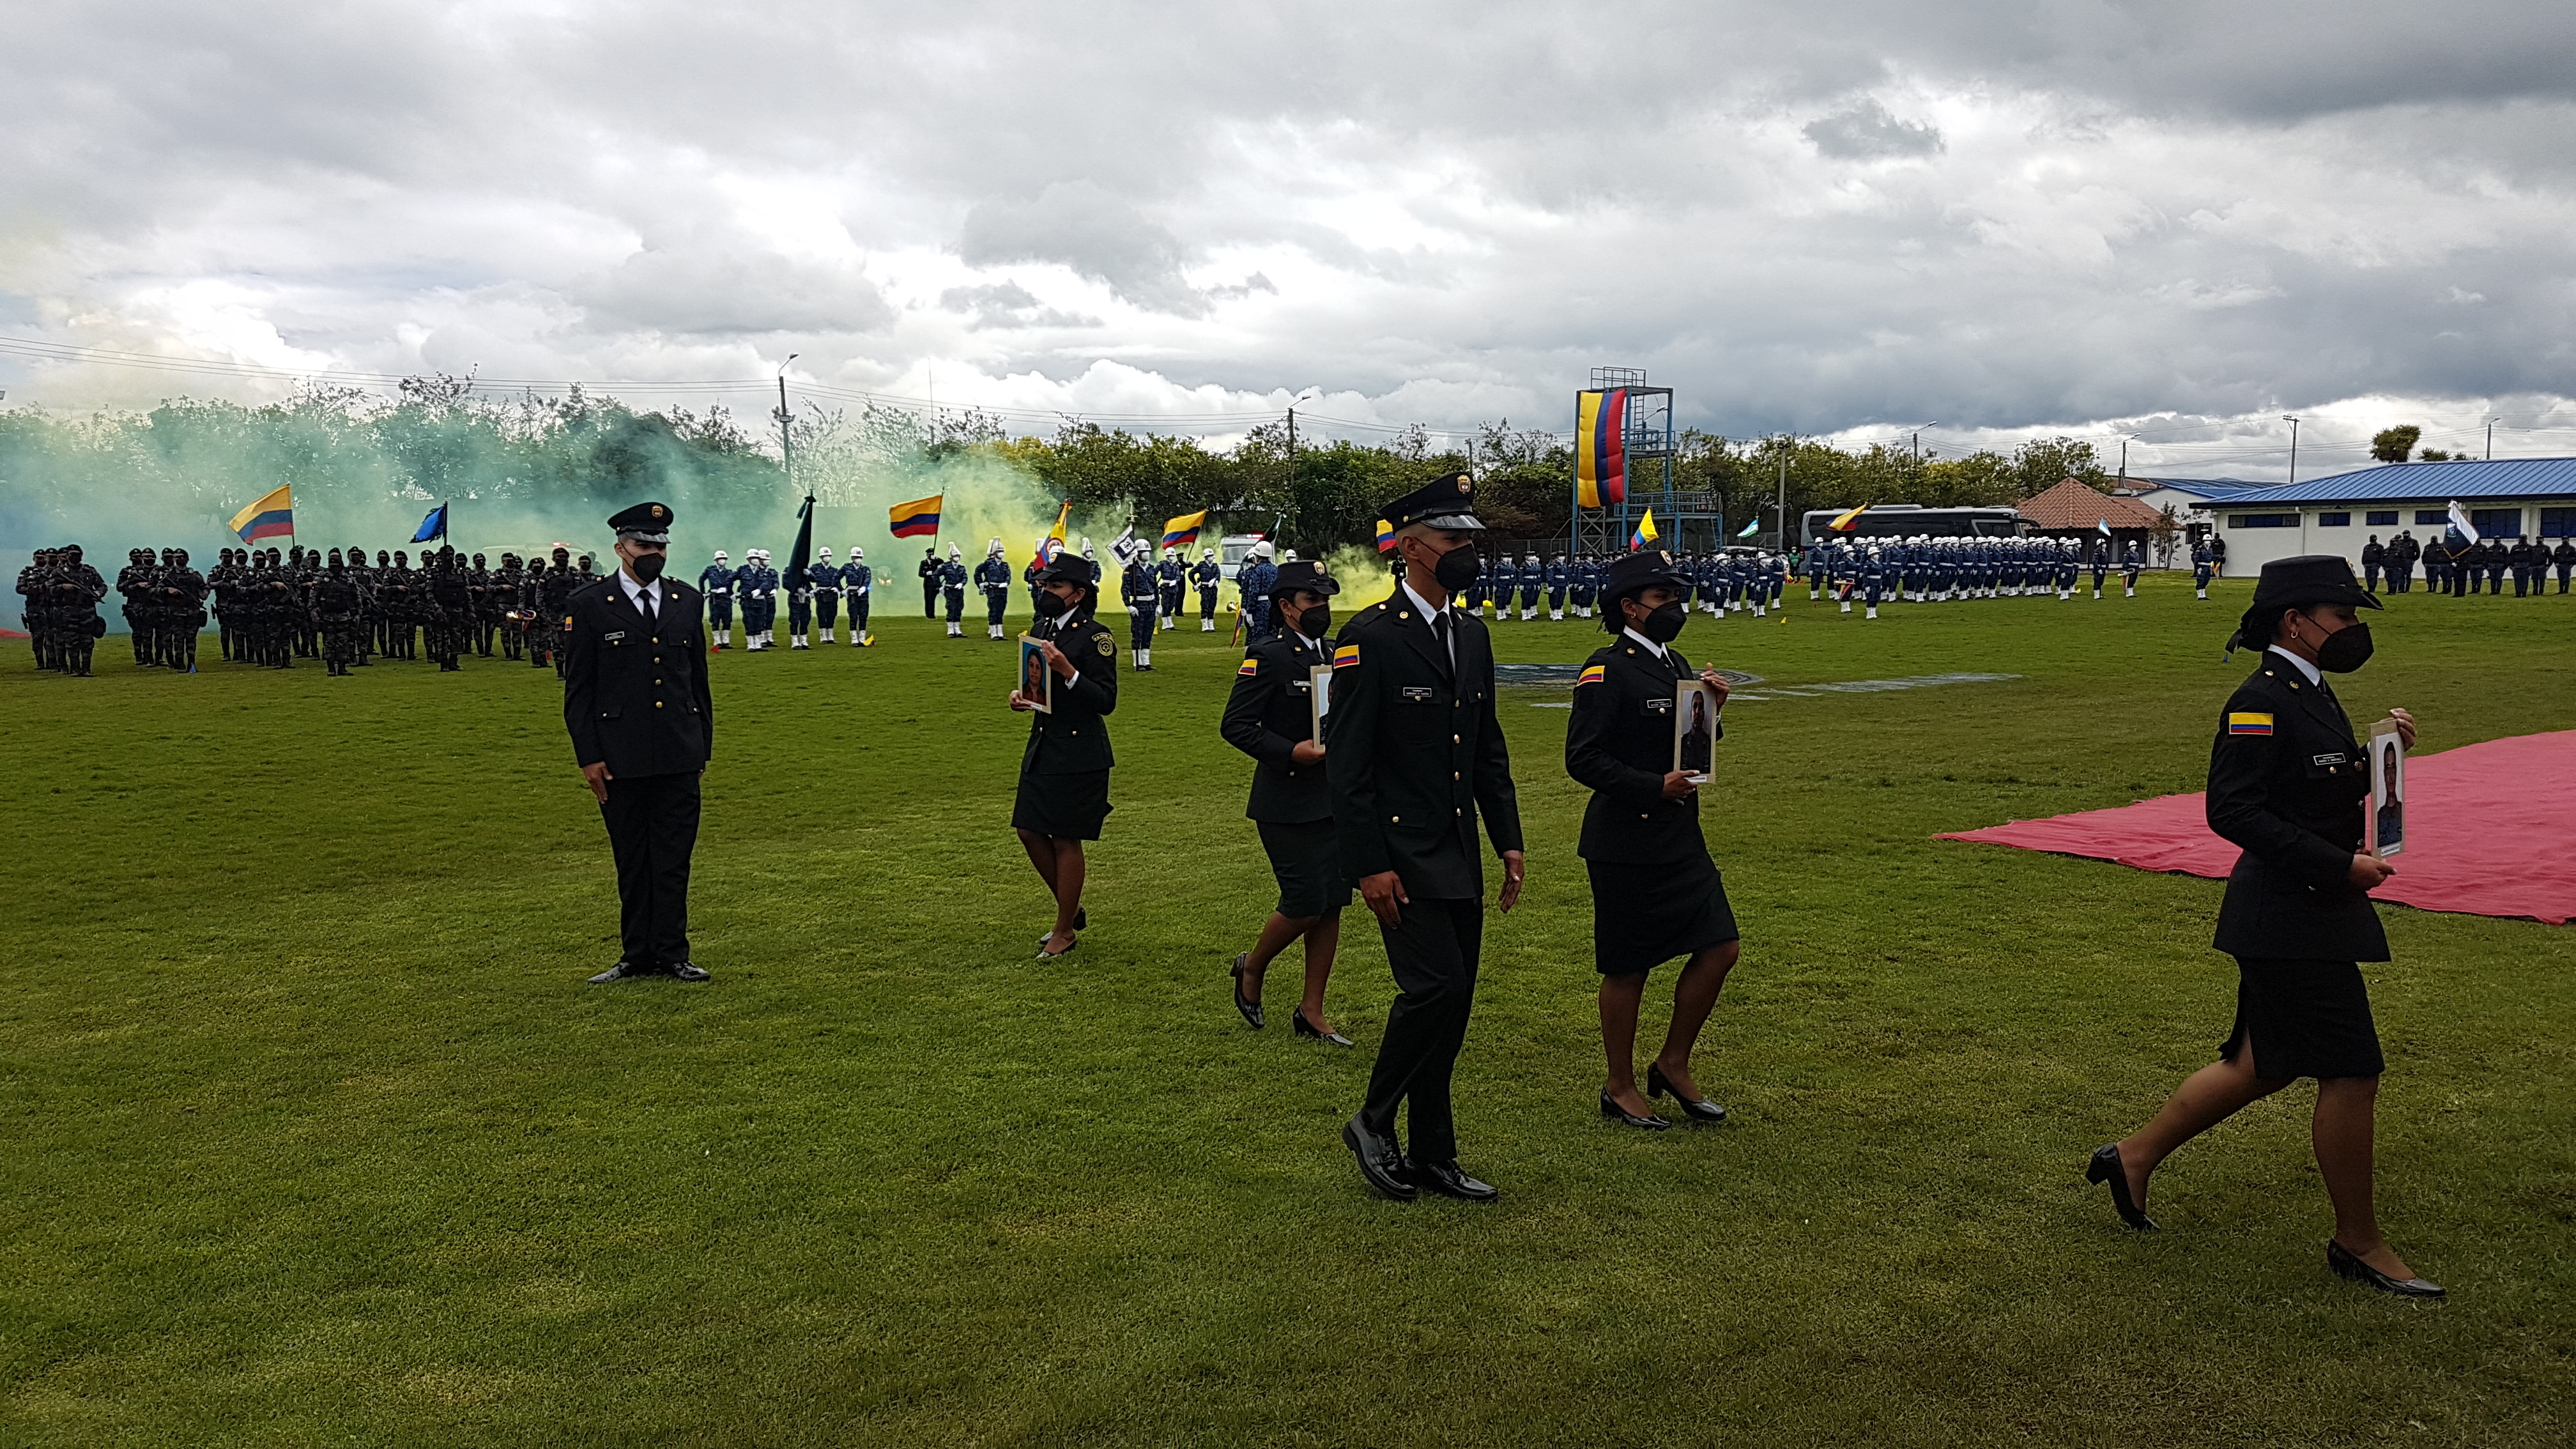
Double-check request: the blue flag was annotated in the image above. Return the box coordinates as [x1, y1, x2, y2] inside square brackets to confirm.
[412, 503, 448, 543]
[1737, 518, 1761, 538]
[2096, 517, 2112, 537]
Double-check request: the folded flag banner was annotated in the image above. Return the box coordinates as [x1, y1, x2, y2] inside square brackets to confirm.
[1827, 502, 1869, 532]
[889, 494, 943, 539]
[2097, 517, 2113, 537]
[1736, 518, 1760, 538]
[1034, 500, 1072, 565]
[1162, 509, 1208, 549]
[1575, 388, 1629, 509]
[412, 503, 448, 544]
[229, 485, 294, 545]
[2447, 500, 2478, 544]
[1374, 518, 1396, 553]
[1630, 508, 1658, 551]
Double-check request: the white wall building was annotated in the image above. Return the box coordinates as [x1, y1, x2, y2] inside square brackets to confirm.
[2186, 458, 2576, 576]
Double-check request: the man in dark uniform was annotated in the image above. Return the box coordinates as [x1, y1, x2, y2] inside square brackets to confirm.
[1011, 552, 1120, 958]
[2089, 555, 2438, 1298]
[157, 548, 206, 670]
[314, 550, 364, 676]
[2482, 537, 2508, 595]
[919, 546, 942, 618]
[2389, 531, 2417, 593]
[1155, 546, 1186, 632]
[1219, 558, 1353, 1044]
[841, 546, 875, 645]
[1329, 471, 1525, 1204]
[565, 502, 714, 985]
[1192, 546, 1222, 631]
[2508, 536, 2536, 597]
[1120, 551, 1159, 669]
[2554, 537, 2576, 593]
[975, 539, 1016, 642]
[116, 549, 155, 666]
[2360, 535, 2384, 594]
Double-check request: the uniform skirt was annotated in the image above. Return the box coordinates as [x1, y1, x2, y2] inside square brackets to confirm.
[1013, 769, 1112, 841]
[1257, 818, 1350, 917]
[2221, 956, 2384, 1080]
[1586, 854, 1739, 976]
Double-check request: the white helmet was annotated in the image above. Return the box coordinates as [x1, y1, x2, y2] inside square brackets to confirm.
[948, 542, 962, 560]
[1250, 539, 1273, 558]
[1282, 548, 1299, 562]
[988, 537, 1004, 555]
[818, 547, 833, 561]
[1162, 545, 1174, 557]
[849, 546, 864, 560]
[1525, 553, 1538, 565]
[1201, 547, 1214, 559]
[712, 550, 728, 562]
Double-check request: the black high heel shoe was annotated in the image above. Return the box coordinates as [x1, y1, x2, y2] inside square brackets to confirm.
[1292, 1004, 1353, 1047]
[2326, 1240, 2444, 1300]
[2085, 1143, 2158, 1230]
[1599, 1090, 1669, 1130]
[1645, 1062, 1726, 1123]
[1229, 953, 1265, 1030]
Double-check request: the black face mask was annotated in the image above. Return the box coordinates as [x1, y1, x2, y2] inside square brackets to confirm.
[1430, 542, 1482, 593]
[2313, 619, 2373, 673]
[1636, 600, 1687, 644]
[1291, 606, 1331, 638]
[629, 551, 666, 582]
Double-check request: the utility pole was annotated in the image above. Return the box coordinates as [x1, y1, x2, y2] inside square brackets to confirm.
[2486, 417, 2499, 459]
[2283, 414, 2300, 486]
[1776, 450, 1788, 551]
[776, 353, 799, 491]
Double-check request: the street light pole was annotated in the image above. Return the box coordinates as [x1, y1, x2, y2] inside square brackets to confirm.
[2486, 416, 2500, 460]
[776, 353, 799, 491]
[2283, 414, 2300, 486]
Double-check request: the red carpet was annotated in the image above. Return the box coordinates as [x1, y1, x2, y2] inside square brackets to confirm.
[1937, 730, 2576, 925]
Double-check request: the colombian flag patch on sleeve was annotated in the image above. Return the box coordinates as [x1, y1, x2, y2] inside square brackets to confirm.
[1237, 657, 1260, 677]
[1577, 664, 1606, 687]
[2227, 712, 2274, 735]
[1333, 643, 1361, 670]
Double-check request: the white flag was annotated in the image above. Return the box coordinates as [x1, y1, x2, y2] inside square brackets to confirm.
[1108, 526, 1145, 568]
[2446, 500, 2478, 544]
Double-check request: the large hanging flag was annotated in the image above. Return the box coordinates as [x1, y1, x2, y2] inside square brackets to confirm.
[1375, 518, 1396, 553]
[1629, 508, 1659, 551]
[1161, 509, 1208, 549]
[228, 484, 294, 545]
[411, 503, 448, 544]
[2447, 499, 2478, 544]
[889, 494, 943, 539]
[1827, 502, 1870, 532]
[785, 494, 816, 585]
[1575, 389, 1629, 509]
[1033, 500, 1073, 565]
[1108, 525, 1146, 569]
[1736, 518, 1760, 538]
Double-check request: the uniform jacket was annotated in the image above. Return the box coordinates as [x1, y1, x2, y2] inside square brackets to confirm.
[1121, 565, 1158, 609]
[2206, 653, 2388, 961]
[808, 562, 843, 594]
[1325, 590, 1522, 899]
[563, 576, 714, 779]
[974, 556, 1013, 592]
[1566, 637, 1715, 863]
[1220, 628, 1335, 824]
[1022, 610, 1118, 775]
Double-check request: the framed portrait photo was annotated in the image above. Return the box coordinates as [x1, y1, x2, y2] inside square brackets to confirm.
[1308, 663, 1334, 742]
[2368, 718, 2405, 857]
[1018, 634, 1054, 714]
[1671, 679, 1719, 783]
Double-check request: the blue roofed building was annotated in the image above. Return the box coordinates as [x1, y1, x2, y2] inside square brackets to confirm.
[2182, 457, 2576, 576]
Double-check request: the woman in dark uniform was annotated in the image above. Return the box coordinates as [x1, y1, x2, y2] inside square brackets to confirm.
[1217, 560, 1353, 1045]
[1564, 551, 1741, 1130]
[1008, 553, 1117, 959]
[2088, 555, 2439, 1298]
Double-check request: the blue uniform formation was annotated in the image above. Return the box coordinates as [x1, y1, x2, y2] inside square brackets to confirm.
[1804, 535, 2131, 618]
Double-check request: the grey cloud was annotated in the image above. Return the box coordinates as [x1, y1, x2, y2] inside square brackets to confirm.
[937, 282, 1101, 331]
[1805, 101, 1943, 160]
[959, 182, 1211, 317]
[575, 247, 894, 335]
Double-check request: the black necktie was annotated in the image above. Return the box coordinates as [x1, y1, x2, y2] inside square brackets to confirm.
[640, 585, 656, 622]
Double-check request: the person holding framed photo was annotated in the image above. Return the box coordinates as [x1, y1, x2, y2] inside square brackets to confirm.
[1564, 549, 1742, 1130]
[2088, 555, 2438, 1298]
[1009, 552, 1118, 960]
[1218, 559, 1353, 1045]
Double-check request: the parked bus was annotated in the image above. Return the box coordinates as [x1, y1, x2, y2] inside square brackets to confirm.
[1799, 504, 2023, 546]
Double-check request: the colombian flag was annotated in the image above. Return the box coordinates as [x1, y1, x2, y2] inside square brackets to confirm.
[889, 494, 943, 539]
[1333, 643, 1361, 670]
[2227, 712, 2274, 736]
[229, 485, 294, 545]
[1237, 657, 1260, 677]
[1827, 502, 1870, 532]
[1374, 518, 1395, 553]
[1034, 500, 1072, 565]
[1162, 509, 1209, 549]
[1629, 508, 1658, 551]
[1577, 664, 1606, 687]
[1576, 389, 1628, 509]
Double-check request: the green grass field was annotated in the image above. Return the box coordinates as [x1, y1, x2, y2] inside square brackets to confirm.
[5, 573, 2572, 1448]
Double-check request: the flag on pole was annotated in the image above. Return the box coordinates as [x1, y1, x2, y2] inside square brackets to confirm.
[889, 494, 943, 538]
[1629, 508, 1659, 551]
[228, 485, 294, 545]
[1576, 389, 1629, 508]
[2446, 500, 2478, 544]
[1034, 500, 1073, 564]
[1161, 509, 1208, 549]
[411, 503, 448, 544]
[1108, 526, 1145, 569]
[1374, 518, 1396, 552]
[1736, 518, 1760, 538]
[1827, 502, 1869, 532]
[785, 494, 816, 585]
[2097, 517, 2113, 537]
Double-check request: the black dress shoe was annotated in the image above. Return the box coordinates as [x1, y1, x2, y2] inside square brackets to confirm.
[1342, 1113, 1416, 1201]
[1599, 1090, 1671, 1130]
[1229, 953, 1265, 1030]
[1291, 1004, 1353, 1046]
[1409, 1158, 1499, 1203]
[2085, 1143, 2159, 1230]
[1646, 1062, 1726, 1122]
[667, 962, 710, 983]
[587, 962, 652, 984]
[2327, 1240, 2445, 1300]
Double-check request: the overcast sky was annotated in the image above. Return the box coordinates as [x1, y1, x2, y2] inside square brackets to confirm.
[5, 0, 2575, 476]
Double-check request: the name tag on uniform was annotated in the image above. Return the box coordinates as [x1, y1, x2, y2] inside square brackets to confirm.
[2312, 752, 2348, 768]
[1289, 677, 1309, 691]
[1645, 696, 1673, 716]
[1401, 686, 1435, 703]
[603, 631, 626, 642]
